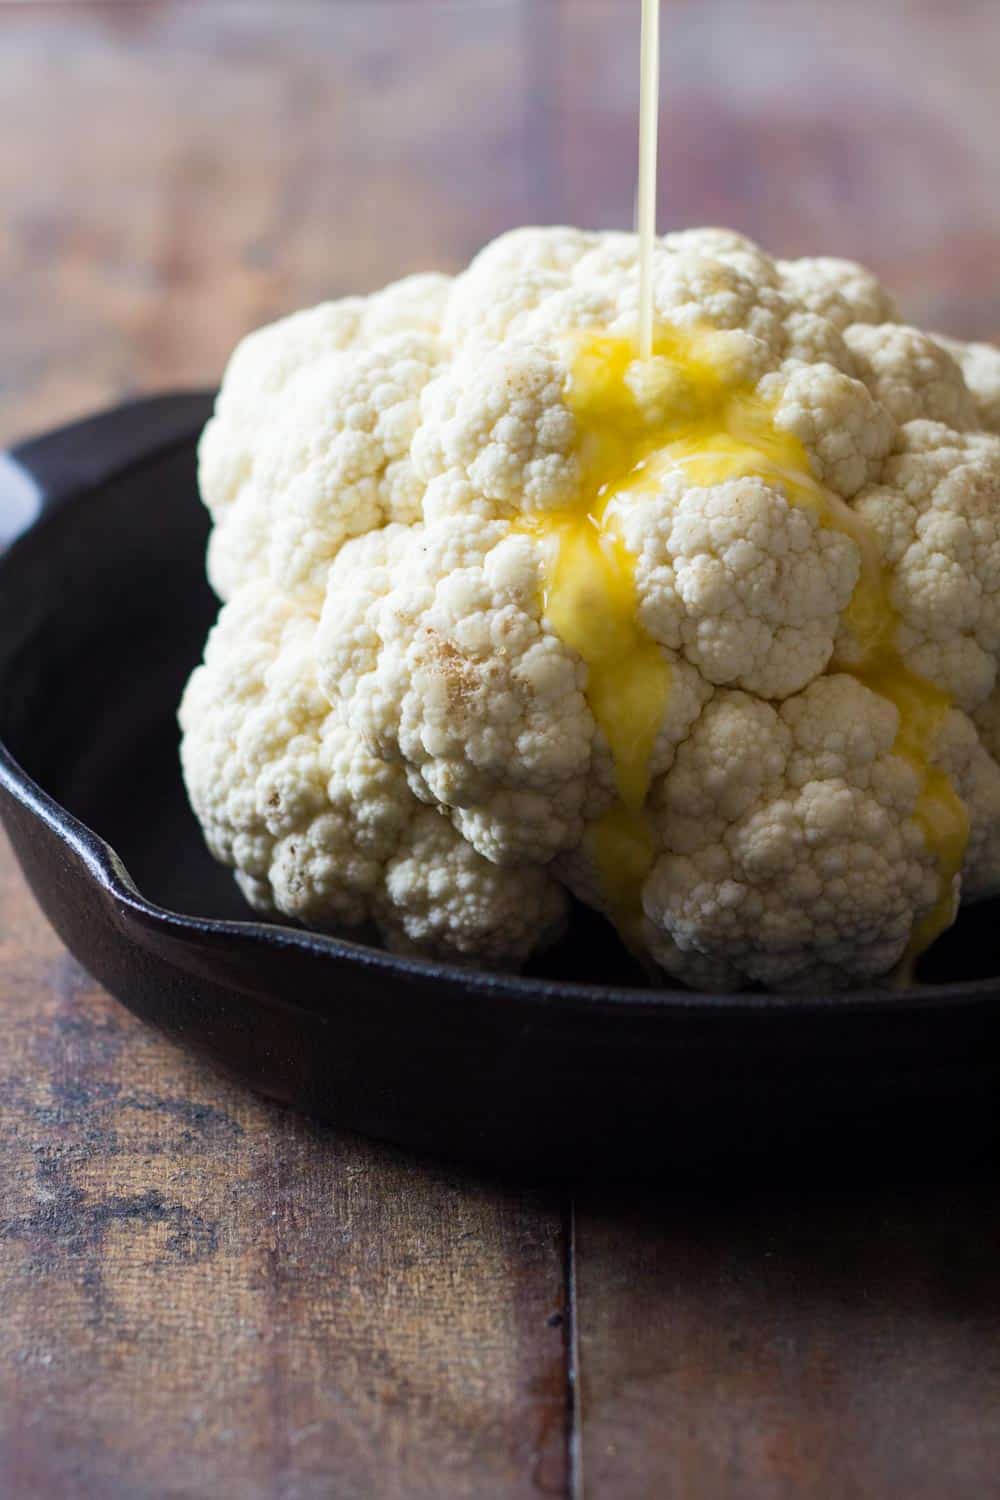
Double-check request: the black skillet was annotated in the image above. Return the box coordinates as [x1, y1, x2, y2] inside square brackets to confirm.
[1, 394, 1000, 1179]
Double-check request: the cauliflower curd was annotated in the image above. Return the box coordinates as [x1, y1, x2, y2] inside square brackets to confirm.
[180, 226, 1000, 990]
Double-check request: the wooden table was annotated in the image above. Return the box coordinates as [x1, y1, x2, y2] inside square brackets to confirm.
[3, 3, 1000, 1495]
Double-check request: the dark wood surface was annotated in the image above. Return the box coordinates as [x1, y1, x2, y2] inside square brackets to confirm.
[2, 2, 1000, 1496]
[575, 1184, 1000, 1498]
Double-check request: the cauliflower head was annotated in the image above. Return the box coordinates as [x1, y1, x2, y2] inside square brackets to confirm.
[181, 226, 1000, 988]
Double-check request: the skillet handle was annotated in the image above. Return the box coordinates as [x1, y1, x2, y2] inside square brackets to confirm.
[0, 391, 216, 549]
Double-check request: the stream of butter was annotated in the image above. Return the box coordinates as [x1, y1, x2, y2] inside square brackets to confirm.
[523, 329, 969, 970]
[637, 0, 661, 361]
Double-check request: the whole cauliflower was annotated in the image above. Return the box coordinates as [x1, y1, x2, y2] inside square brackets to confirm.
[180, 227, 1000, 988]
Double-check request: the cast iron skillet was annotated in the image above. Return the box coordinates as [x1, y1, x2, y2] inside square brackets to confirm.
[2, 395, 1000, 1179]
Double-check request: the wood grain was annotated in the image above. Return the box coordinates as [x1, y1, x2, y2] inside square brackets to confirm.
[0, 0, 549, 446]
[3, 2, 1000, 1496]
[575, 1182, 1000, 1499]
[0, 829, 570, 1499]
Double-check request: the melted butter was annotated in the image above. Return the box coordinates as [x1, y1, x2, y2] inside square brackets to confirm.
[521, 329, 969, 973]
[637, 0, 661, 360]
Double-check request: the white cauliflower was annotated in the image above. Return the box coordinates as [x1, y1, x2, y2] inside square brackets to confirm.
[617, 476, 860, 699]
[851, 423, 1000, 709]
[934, 335, 1000, 434]
[181, 227, 1000, 987]
[642, 676, 1000, 990]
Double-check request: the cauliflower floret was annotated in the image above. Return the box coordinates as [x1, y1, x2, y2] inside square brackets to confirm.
[255, 332, 440, 605]
[845, 324, 977, 429]
[780, 311, 858, 376]
[376, 808, 567, 961]
[200, 275, 450, 524]
[851, 423, 1000, 710]
[318, 517, 598, 865]
[759, 361, 893, 497]
[413, 344, 581, 518]
[179, 580, 566, 963]
[617, 474, 860, 698]
[184, 226, 1000, 990]
[442, 226, 601, 347]
[777, 255, 898, 331]
[934, 336, 1000, 435]
[200, 274, 451, 602]
[642, 677, 943, 990]
[446, 226, 789, 379]
[661, 227, 780, 286]
[200, 300, 365, 514]
[651, 250, 787, 362]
